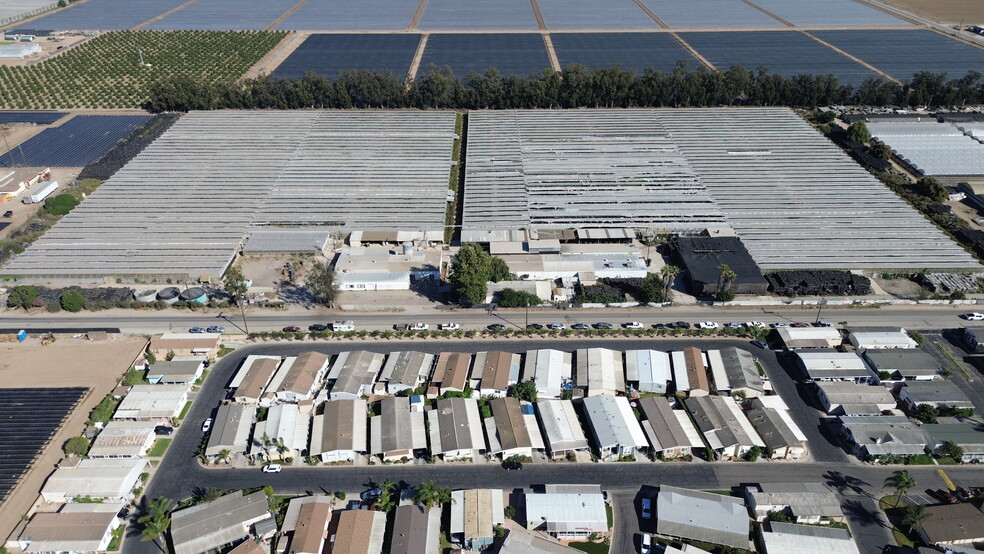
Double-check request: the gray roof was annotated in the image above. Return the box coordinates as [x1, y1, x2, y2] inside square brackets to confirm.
[863, 349, 941, 376]
[748, 483, 843, 519]
[920, 503, 984, 545]
[205, 402, 255, 456]
[656, 486, 749, 549]
[379, 351, 434, 391]
[637, 396, 692, 452]
[745, 406, 802, 452]
[581, 395, 648, 451]
[370, 396, 426, 456]
[427, 397, 485, 456]
[525, 485, 608, 535]
[390, 505, 440, 554]
[816, 382, 896, 408]
[329, 350, 384, 399]
[720, 347, 764, 393]
[310, 399, 367, 455]
[900, 380, 974, 407]
[242, 227, 332, 253]
[841, 417, 927, 456]
[146, 359, 202, 383]
[763, 521, 860, 554]
[170, 491, 271, 554]
[797, 352, 873, 380]
[535, 399, 589, 453]
[500, 527, 583, 553]
[685, 395, 762, 451]
[923, 423, 984, 452]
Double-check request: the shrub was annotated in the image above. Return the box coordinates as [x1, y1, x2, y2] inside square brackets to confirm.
[6, 285, 39, 309]
[716, 289, 736, 302]
[46, 300, 62, 312]
[60, 289, 86, 312]
[63, 435, 90, 457]
[44, 194, 80, 216]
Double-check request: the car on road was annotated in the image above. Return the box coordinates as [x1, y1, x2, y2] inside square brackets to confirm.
[696, 321, 719, 329]
[745, 321, 766, 329]
[791, 322, 811, 328]
[751, 340, 769, 349]
[527, 323, 544, 330]
[261, 464, 282, 473]
[360, 488, 382, 500]
[674, 321, 691, 329]
[571, 323, 590, 330]
[593, 322, 614, 330]
[640, 533, 652, 554]
[201, 418, 212, 432]
[189, 326, 205, 333]
[206, 326, 224, 333]
[771, 322, 789, 328]
[502, 460, 523, 470]
[309, 324, 329, 332]
[548, 323, 566, 330]
[487, 323, 506, 331]
[814, 321, 833, 327]
[439, 323, 460, 331]
[641, 497, 652, 519]
[963, 313, 984, 321]
[623, 322, 644, 329]
[282, 326, 301, 333]
[408, 322, 429, 331]
[3, 210, 12, 218]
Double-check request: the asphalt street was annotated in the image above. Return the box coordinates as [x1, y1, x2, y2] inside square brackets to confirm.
[122, 338, 984, 554]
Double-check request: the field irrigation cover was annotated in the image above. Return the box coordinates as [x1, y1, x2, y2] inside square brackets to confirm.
[0, 30, 286, 109]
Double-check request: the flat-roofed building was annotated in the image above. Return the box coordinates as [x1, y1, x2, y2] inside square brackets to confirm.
[796, 352, 877, 384]
[371, 396, 426, 461]
[283, 496, 333, 554]
[847, 326, 917, 350]
[205, 402, 255, 458]
[815, 382, 896, 415]
[671, 351, 690, 392]
[431, 352, 473, 396]
[275, 351, 331, 403]
[171, 491, 273, 554]
[146, 357, 205, 384]
[88, 420, 157, 458]
[656, 486, 750, 550]
[897, 380, 974, 412]
[525, 484, 607, 539]
[961, 326, 984, 353]
[377, 351, 434, 395]
[148, 332, 222, 358]
[450, 489, 504, 551]
[839, 415, 928, 460]
[41, 458, 146, 504]
[582, 395, 648, 459]
[252, 403, 309, 460]
[233, 357, 281, 404]
[113, 384, 189, 420]
[637, 396, 703, 459]
[473, 350, 522, 397]
[863, 349, 941, 381]
[775, 327, 842, 350]
[760, 521, 860, 554]
[575, 348, 624, 397]
[523, 349, 573, 399]
[924, 422, 984, 463]
[719, 347, 764, 398]
[745, 483, 844, 524]
[327, 350, 383, 401]
[427, 397, 485, 461]
[326, 509, 386, 554]
[917, 503, 984, 548]
[685, 395, 764, 459]
[485, 397, 535, 458]
[310, 399, 367, 462]
[391, 504, 440, 554]
[745, 404, 806, 459]
[536, 399, 589, 459]
[625, 349, 670, 394]
[334, 246, 443, 291]
[18, 504, 120, 554]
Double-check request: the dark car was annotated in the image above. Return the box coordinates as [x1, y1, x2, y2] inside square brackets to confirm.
[360, 488, 382, 501]
[675, 321, 691, 329]
[487, 323, 506, 331]
[791, 322, 811, 328]
[653, 323, 668, 329]
[308, 324, 329, 332]
[282, 326, 301, 333]
[751, 340, 769, 349]
[814, 321, 833, 327]
[571, 323, 590, 330]
[502, 460, 523, 470]
[593, 322, 614, 330]
[154, 425, 174, 436]
[527, 323, 544, 330]
[2, 210, 12, 218]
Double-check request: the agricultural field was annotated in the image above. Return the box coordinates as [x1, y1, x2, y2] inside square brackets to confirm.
[0, 30, 286, 109]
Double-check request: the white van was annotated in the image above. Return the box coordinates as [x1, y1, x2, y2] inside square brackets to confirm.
[332, 320, 355, 332]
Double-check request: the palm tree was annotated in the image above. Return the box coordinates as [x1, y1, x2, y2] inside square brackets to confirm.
[218, 448, 231, 464]
[885, 470, 916, 507]
[717, 263, 737, 292]
[373, 480, 398, 513]
[660, 264, 680, 300]
[137, 496, 174, 552]
[902, 504, 927, 534]
[413, 481, 453, 509]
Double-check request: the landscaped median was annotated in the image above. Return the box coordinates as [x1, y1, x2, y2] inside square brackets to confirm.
[245, 326, 769, 342]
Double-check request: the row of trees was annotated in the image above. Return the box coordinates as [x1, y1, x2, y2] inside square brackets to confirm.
[144, 64, 984, 112]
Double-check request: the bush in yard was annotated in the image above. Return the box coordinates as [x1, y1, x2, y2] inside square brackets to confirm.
[60, 289, 86, 312]
[6, 285, 38, 309]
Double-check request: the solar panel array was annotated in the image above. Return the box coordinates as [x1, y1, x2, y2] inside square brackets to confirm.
[463, 109, 979, 270]
[0, 387, 87, 504]
[868, 121, 984, 176]
[537, 0, 658, 30]
[272, 33, 421, 80]
[420, 34, 552, 77]
[0, 111, 66, 124]
[550, 32, 697, 73]
[3, 111, 456, 278]
[145, 0, 289, 30]
[746, 0, 909, 27]
[0, 114, 150, 168]
[811, 29, 984, 82]
[273, 0, 419, 30]
[10, 0, 190, 31]
[417, 0, 539, 30]
[640, 0, 783, 28]
[658, 108, 979, 270]
[463, 110, 726, 233]
[677, 31, 879, 86]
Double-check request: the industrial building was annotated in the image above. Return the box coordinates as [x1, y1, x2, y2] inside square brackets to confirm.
[535, 399, 590, 459]
[656, 486, 750, 550]
[582, 395, 648, 459]
[863, 349, 941, 381]
[87, 420, 157, 458]
[524, 485, 608, 540]
[334, 246, 443, 291]
[575, 348, 625, 397]
[673, 236, 769, 295]
[685, 395, 764, 459]
[637, 396, 703, 459]
[795, 351, 877, 383]
[426, 397, 485, 461]
[371, 396, 426, 461]
[745, 483, 844, 524]
[846, 327, 918, 350]
[450, 489, 505, 551]
[309, 399, 367, 463]
[327, 350, 383, 401]
[625, 349, 671, 394]
[523, 349, 573, 399]
[868, 120, 984, 177]
[815, 382, 896, 415]
[839, 415, 927, 460]
[491, 243, 648, 283]
[170, 491, 273, 554]
[40, 458, 146, 504]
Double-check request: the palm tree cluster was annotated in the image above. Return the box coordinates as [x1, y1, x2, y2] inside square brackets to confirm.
[0, 30, 285, 109]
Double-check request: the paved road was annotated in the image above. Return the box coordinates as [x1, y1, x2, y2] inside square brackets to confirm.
[0, 304, 977, 334]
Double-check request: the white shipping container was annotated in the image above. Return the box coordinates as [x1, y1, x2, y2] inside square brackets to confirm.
[23, 181, 58, 204]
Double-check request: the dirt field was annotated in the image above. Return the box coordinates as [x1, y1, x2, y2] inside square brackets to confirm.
[877, 0, 984, 23]
[0, 335, 147, 544]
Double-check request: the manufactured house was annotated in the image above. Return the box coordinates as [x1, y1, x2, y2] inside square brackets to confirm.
[637, 396, 703, 459]
[625, 349, 671, 394]
[685, 395, 764, 459]
[431, 352, 473, 396]
[863, 349, 941, 381]
[327, 350, 384, 401]
[581, 395, 648, 459]
[205, 402, 255, 458]
[148, 332, 221, 358]
[525, 484, 608, 540]
[450, 489, 504, 551]
[281, 496, 333, 554]
[18, 504, 120, 554]
[744, 483, 844, 524]
[252, 403, 309, 460]
[40, 458, 147, 504]
[839, 415, 927, 460]
[815, 382, 896, 415]
[795, 351, 877, 383]
[169, 491, 272, 554]
[88, 420, 157, 458]
[671, 351, 690, 393]
[325, 509, 386, 554]
[376, 351, 434, 395]
[745, 404, 806, 459]
[371, 396, 426, 461]
[535, 399, 589, 459]
[918, 503, 984, 548]
[760, 522, 860, 554]
[309, 399, 367, 463]
[485, 397, 538, 459]
[523, 349, 573, 399]
[113, 384, 189, 421]
[775, 327, 842, 350]
[232, 356, 280, 405]
[275, 351, 331, 403]
[145, 357, 205, 384]
[427, 397, 485, 461]
[575, 348, 624, 397]
[390, 504, 440, 554]
[683, 347, 710, 396]
[656, 486, 750, 550]
[718, 347, 764, 398]
[847, 326, 917, 350]
[923, 422, 984, 463]
[473, 350, 522, 397]
[896, 380, 974, 412]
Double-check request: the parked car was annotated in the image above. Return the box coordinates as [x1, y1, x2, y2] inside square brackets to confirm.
[527, 323, 544, 330]
[593, 322, 614, 330]
[487, 323, 506, 331]
[261, 464, 282, 473]
[674, 321, 691, 329]
[751, 340, 769, 349]
[963, 313, 984, 321]
[791, 322, 811, 328]
[154, 425, 173, 436]
[571, 323, 590, 330]
[502, 460, 523, 470]
[2, 210, 12, 218]
[640, 533, 652, 554]
[206, 326, 224, 333]
[439, 323, 460, 331]
[623, 322, 644, 329]
[282, 326, 301, 333]
[696, 321, 719, 329]
[189, 327, 205, 333]
[653, 323, 669, 329]
[745, 321, 766, 329]
[726, 322, 743, 329]
[641, 497, 652, 519]
[201, 418, 212, 432]
[360, 488, 382, 500]
[548, 322, 566, 330]
[814, 321, 833, 327]
[408, 322, 429, 331]
[771, 322, 789, 328]
[309, 324, 329, 332]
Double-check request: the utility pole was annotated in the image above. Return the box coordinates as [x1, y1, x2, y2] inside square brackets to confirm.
[239, 293, 250, 334]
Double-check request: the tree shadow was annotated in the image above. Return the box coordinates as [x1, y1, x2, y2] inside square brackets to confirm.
[277, 282, 316, 305]
[841, 498, 888, 528]
[824, 470, 872, 497]
[409, 279, 448, 303]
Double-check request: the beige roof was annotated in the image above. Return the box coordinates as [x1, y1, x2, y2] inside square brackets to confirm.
[311, 399, 367, 455]
[21, 511, 117, 552]
[479, 351, 520, 391]
[435, 352, 472, 392]
[920, 503, 984, 544]
[329, 510, 386, 553]
[149, 333, 220, 352]
[235, 358, 280, 400]
[291, 500, 332, 554]
[278, 351, 330, 395]
[684, 347, 709, 392]
[114, 384, 188, 419]
[88, 420, 157, 457]
[227, 540, 267, 554]
[490, 397, 532, 451]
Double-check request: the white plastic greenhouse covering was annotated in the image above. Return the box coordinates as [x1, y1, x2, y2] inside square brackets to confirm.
[3, 110, 457, 279]
[0, 43, 41, 59]
[869, 121, 984, 176]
